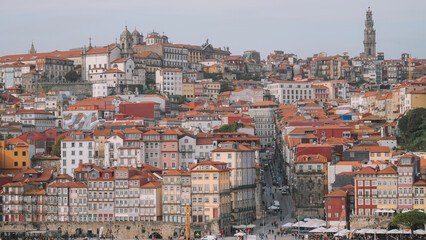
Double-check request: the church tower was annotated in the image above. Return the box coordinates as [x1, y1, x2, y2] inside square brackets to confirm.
[120, 26, 133, 58]
[29, 42, 36, 54]
[363, 7, 376, 57]
[132, 28, 143, 47]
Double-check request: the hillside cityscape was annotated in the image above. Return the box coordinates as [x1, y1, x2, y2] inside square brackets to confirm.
[0, 5, 425, 240]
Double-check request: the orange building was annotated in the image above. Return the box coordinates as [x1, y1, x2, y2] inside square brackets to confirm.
[0, 138, 32, 174]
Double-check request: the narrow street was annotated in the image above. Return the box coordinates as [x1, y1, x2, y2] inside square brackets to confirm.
[250, 153, 296, 240]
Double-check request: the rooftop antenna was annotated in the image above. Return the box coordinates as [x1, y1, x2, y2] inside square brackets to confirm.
[88, 37, 93, 49]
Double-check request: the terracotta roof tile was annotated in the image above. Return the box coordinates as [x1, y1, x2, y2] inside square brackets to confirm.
[325, 189, 347, 197]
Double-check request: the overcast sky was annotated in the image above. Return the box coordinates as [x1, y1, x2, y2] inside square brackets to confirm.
[1, 0, 425, 59]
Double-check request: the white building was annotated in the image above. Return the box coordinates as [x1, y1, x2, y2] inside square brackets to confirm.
[267, 81, 313, 104]
[93, 83, 108, 97]
[140, 182, 163, 221]
[104, 133, 124, 168]
[212, 142, 256, 224]
[350, 93, 368, 113]
[83, 45, 121, 81]
[181, 113, 222, 133]
[15, 109, 55, 132]
[178, 134, 196, 170]
[248, 101, 278, 148]
[195, 133, 214, 161]
[88, 58, 145, 88]
[61, 132, 94, 175]
[155, 68, 183, 96]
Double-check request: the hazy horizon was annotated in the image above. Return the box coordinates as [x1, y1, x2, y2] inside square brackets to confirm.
[1, 0, 425, 60]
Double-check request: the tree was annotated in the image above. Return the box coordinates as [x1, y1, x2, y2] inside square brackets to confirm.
[390, 211, 426, 235]
[220, 81, 231, 93]
[214, 122, 240, 133]
[398, 108, 426, 151]
[177, 96, 187, 104]
[51, 135, 66, 157]
[6, 134, 13, 139]
[65, 70, 79, 82]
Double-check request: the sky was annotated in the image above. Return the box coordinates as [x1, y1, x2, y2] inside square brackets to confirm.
[0, 0, 425, 60]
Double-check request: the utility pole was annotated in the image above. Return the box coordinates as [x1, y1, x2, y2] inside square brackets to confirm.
[184, 205, 191, 240]
[297, 210, 300, 240]
[263, 210, 265, 238]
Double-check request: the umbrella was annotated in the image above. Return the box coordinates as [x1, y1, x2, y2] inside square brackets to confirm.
[293, 221, 305, 227]
[307, 219, 326, 228]
[414, 229, 426, 235]
[334, 229, 349, 237]
[234, 233, 246, 237]
[247, 224, 256, 228]
[310, 227, 327, 233]
[324, 227, 338, 233]
[281, 223, 294, 228]
[235, 225, 247, 229]
[386, 229, 401, 234]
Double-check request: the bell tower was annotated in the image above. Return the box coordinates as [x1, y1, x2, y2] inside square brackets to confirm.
[120, 26, 133, 58]
[29, 42, 36, 54]
[363, 7, 376, 57]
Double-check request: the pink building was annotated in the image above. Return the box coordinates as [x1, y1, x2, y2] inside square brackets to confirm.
[397, 154, 421, 211]
[161, 130, 179, 170]
[354, 166, 378, 216]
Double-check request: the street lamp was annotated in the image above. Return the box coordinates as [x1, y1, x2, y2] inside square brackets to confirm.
[297, 209, 300, 240]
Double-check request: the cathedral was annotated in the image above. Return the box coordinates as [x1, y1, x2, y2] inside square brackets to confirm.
[363, 7, 376, 57]
[119, 26, 143, 58]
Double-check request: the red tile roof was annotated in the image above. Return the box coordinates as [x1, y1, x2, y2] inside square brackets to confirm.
[377, 165, 397, 174]
[250, 101, 279, 106]
[355, 166, 377, 175]
[140, 182, 162, 188]
[163, 170, 190, 176]
[325, 189, 347, 197]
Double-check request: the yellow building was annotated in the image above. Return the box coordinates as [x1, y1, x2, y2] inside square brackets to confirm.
[205, 82, 221, 99]
[376, 166, 398, 210]
[190, 160, 232, 234]
[0, 138, 31, 174]
[413, 179, 426, 212]
[182, 81, 195, 98]
[408, 90, 426, 110]
[204, 64, 224, 74]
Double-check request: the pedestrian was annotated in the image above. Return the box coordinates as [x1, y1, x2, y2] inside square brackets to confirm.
[274, 235, 276, 240]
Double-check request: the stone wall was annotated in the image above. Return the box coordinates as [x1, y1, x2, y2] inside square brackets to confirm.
[30, 82, 93, 96]
[0, 221, 220, 239]
[349, 215, 393, 230]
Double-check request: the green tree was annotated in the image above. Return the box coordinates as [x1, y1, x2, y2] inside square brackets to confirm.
[214, 122, 240, 133]
[51, 135, 66, 157]
[6, 134, 13, 139]
[65, 70, 79, 82]
[177, 96, 187, 104]
[220, 81, 231, 93]
[390, 211, 426, 235]
[398, 108, 426, 151]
